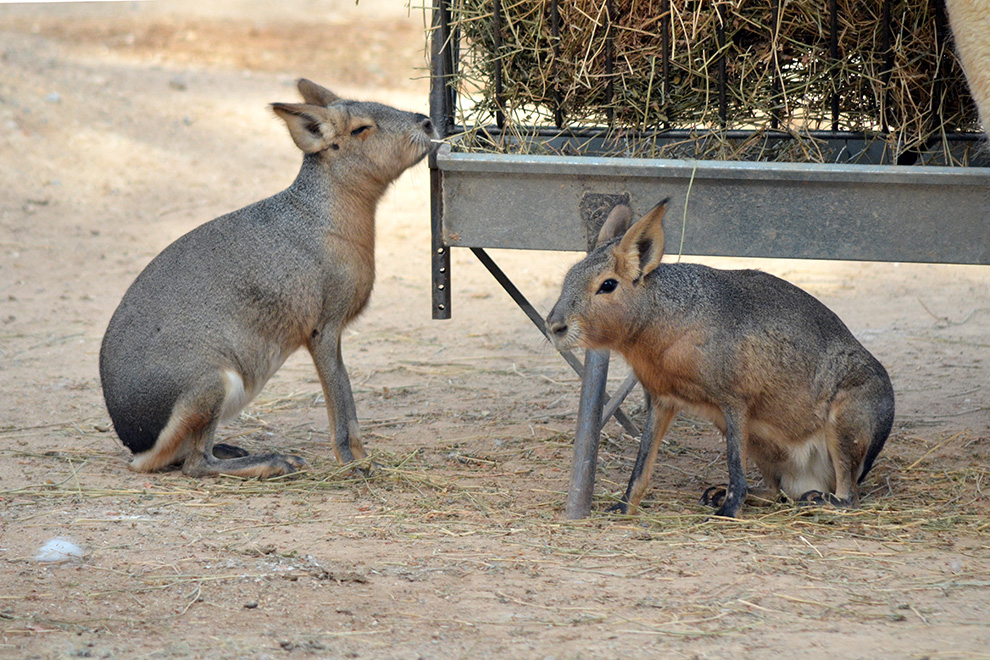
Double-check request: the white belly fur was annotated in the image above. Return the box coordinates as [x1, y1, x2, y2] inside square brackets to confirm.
[778, 433, 834, 498]
[219, 349, 291, 422]
[749, 421, 834, 498]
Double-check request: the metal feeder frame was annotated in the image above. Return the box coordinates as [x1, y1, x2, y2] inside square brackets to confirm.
[427, 0, 990, 519]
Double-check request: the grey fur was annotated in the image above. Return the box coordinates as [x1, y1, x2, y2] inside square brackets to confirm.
[100, 80, 437, 478]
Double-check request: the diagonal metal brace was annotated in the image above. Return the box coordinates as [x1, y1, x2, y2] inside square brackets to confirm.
[469, 247, 640, 437]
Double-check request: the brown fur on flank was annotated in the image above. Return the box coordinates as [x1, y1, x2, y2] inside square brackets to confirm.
[546, 200, 895, 518]
[99, 80, 437, 478]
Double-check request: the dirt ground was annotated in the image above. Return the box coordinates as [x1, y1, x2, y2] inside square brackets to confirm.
[1, 2, 988, 659]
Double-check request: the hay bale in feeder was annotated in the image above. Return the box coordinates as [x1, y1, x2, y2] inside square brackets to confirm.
[438, 0, 981, 163]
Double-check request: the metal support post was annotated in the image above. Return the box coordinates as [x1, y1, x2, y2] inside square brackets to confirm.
[565, 349, 610, 519]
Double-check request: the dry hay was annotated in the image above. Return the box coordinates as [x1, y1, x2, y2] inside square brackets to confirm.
[434, 0, 983, 163]
[4, 414, 986, 548]
[3, 413, 987, 643]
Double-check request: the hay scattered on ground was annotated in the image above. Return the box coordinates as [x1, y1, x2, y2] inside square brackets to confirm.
[3, 417, 987, 642]
[4, 418, 986, 546]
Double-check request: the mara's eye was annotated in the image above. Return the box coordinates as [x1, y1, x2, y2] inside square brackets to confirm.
[350, 125, 372, 136]
[596, 278, 618, 294]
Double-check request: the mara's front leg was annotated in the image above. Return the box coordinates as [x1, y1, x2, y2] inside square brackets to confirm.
[799, 392, 867, 509]
[309, 330, 368, 466]
[608, 395, 679, 515]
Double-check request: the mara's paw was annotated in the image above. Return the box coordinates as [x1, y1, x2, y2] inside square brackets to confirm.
[605, 501, 630, 515]
[713, 503, 743, 519]
[797, 490, 856, 509]
[700, 485, 728, 509]
[279, 454, 309, 474]
[252, 454, 309, 479]
[181, 451, 308, 479]
[341, 459, 376, 479]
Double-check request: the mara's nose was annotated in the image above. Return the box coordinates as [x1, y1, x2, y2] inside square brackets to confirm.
[419, 115, 435, 137]
[547, 320, 567, 340]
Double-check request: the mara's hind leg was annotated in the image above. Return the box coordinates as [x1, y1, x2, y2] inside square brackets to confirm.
[126, 378, 234, 473]
[180, 414, 307, 479]
[128, 412, 272, 471]
[127, 407, 259, 473]
[718, 412, 750, 518]
[746, 434, 788, 505]
[127, 404, 203, 473]
[133, 376, 306, 478]
[309, 332, 368, 467]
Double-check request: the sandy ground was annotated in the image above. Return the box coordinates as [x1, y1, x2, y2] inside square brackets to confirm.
[1, 2, 988, 659]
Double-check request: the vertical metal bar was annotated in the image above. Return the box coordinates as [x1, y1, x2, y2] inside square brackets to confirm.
[552, 0, 563, 128]
[449, 25, 459, 130]
[880, 0, 892, 135]
[493, 0, 505, 129]
[829, 0, 840, 131]
[449, 19, 459, 130]
[430, 170, 451, 320]
[661, 0, 670, 128]
[716, 2, 727, 127]
[931, 0, 948, 132]
[429, 0, 450, 141]
[770, 0, 781, 130]
[605, 0, 615, 126]
[429, 0, 452, 320]
[565, 349, 610, 519]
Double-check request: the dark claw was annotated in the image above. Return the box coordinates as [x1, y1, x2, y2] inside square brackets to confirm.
[700, 485, 727, 509]
[605, 501, 630, 515]
[261, 454, 308, 478]
[798, 490, 828, 505]
[284, 455, 308, 472]
[798, 490, 854, 508]
[350, 462, 376, 478]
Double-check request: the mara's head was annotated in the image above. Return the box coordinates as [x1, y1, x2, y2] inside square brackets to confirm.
[546, 199, 670, 352]
[271, 79, 437, 184]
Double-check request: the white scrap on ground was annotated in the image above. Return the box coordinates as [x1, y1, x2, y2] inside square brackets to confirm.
[35, 537, 86, 562]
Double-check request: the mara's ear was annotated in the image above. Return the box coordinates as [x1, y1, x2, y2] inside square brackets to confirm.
[297, 79, 340, 107]
[271, 103, 346, 154]
[595, 204, 633, 247]
[614, 198, 669, 282]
